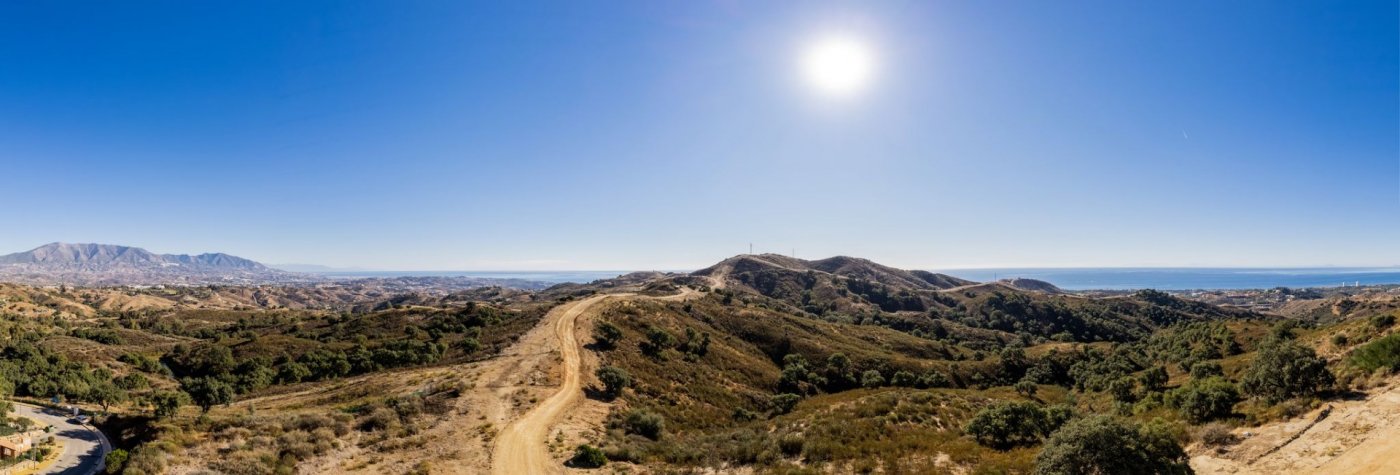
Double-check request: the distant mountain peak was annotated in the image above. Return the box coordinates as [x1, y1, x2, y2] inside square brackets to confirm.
[0, 242, 299, 286]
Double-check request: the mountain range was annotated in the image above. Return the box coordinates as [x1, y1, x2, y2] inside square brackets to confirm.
[0, 242, 303, 286]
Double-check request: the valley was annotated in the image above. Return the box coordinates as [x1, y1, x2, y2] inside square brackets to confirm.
[0, 253, 1396, 474]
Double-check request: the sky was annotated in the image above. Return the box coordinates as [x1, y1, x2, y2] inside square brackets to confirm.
[1, 1, 1397, 271]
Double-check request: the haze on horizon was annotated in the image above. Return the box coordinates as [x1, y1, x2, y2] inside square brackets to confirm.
[2, 1, 1396, 271]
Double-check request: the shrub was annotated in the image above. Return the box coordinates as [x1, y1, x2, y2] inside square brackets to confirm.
[964, 401, 1048, 449]
[569, 444, 607, 468]
[770, 393, 801, 415]
[1330, 333, 1349, 347]
[1197, 422, 1237, 447]
[917, 370, 950, 388]
[104, 448, 129, 474]
[640, 326, 676, 357]
[1139, 366, 1169, 392]
[357, 407, 400, 432]
[1166, 376, 1239, 423]
[1033, 415, 1190, 475]
[1189, 361, 1224, 379]
[1015, 379, 1038, 398]
[595, 366, 631, 399]
[594, 321, 623, 349]
[623, 409, 665, 440]
[891, 370, 917, 387]
[860, 370, 885, 388]
[1371, 313, 1396, 330]
[458, 336, 481, 353]
[1108, 377, 1137, 403]
[1351, 333, 1400, 373]
[1241, 337, 1334, 403]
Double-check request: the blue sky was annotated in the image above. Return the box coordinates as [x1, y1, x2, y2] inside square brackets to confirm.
[2, 1, 1396, 270]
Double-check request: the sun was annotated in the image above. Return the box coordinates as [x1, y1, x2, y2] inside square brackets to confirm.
[800, 34, 876, 97]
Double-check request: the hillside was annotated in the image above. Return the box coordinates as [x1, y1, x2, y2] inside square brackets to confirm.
[693, 254, 1254, 346]
[1, 254, 1393, 475]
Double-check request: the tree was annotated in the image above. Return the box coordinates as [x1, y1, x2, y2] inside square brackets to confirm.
[595, 366, 631, 399]
[1139, 366, 1169, 393]
[458, 336, 482, 354]
[182, 376, 234, 414]
[104, 449, 129, 474]
[1241, 337, 1334, 403]
[1166, 376, 1239, 423]
[918, 370, 950, 388]
[568, 444, 607, 468]
[1033, 416, 1190, 475]
[861, 370, 886, 388]
[1015, 379, 1039, 398]
[1189, 361, 1224, 379]
[277, 361, 312, 384]
[640, 326, 676, 357]
[822, 353, 857, 390]
[149, 391, 186, 419]
[88, 383, 126, 413]
[594, 321, 623, 349]
[891, 370, 917, 387]
[964, 401, 1049, 449]
[1108, 377, 1137, 403]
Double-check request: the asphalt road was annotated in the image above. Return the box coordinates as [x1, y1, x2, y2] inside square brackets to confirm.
[10, 403, 108, 475]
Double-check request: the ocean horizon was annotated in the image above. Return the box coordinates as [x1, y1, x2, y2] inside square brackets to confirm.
[938, 267, 1400, 291]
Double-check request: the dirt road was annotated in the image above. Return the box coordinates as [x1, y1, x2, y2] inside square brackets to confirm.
[491, 294, 614, 475]
[1190, 379, 1400, 475]
[491, 286, 699, 475]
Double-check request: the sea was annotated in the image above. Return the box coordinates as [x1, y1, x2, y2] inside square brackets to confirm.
[936, 267, 1400, 291]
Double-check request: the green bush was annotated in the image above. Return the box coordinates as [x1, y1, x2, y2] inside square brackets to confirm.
[623, 409, 665, 440]
[860, 370, 885, 388]
[595, 365, 631, 399]
[1241, 337, 1334, 403]
[104, 448, 130, 474]
[569, 444, 607, 468]
[1015, 379, 1038, 398]
[1351, 333, 1400, 373]
[595, 321, 623, 349]
[1033, 415, 1190, 475]
[1139, 366, 1169, 392]
[1189, 361, 1224, 379]
[1166, 376, 1239, 423]
[964, 401, 1048, 449]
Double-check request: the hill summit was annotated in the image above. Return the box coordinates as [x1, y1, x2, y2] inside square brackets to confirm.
[0, 242, 300, 286]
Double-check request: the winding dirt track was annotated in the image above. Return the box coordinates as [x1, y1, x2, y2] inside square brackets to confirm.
[491, 287, 697, 475]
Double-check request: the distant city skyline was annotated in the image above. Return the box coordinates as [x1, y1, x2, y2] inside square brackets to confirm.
[2, 1, 1396, 270]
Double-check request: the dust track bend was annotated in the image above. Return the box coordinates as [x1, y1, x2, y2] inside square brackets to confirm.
[491, 287, 697, 475]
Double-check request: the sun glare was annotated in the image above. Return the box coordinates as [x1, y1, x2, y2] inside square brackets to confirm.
[800, 34, 875, 98]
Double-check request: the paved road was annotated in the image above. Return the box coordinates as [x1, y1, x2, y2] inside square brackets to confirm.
[11, 403, 108, 475]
